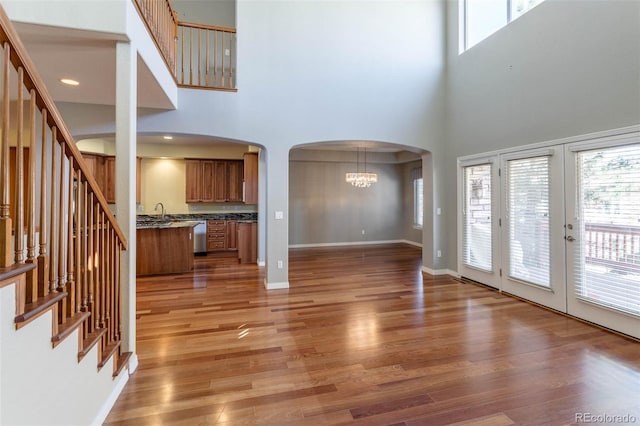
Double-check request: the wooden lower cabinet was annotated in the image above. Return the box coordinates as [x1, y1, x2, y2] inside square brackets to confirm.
[207, 219, 238, 252]
[137, 227, 194, 275]
[237, 222, 257, 264]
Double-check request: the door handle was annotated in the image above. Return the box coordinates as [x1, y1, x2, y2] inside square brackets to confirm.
[565, 236, 575, 242]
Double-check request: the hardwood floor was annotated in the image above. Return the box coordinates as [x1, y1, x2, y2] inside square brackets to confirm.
[104, 244, 640, 425]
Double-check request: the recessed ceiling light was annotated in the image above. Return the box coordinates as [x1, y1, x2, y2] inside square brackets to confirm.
[60, 78, 79, 86]
[163, 135, 173, 140]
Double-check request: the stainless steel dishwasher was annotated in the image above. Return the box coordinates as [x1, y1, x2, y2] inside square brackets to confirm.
[193, 221, 207, 255]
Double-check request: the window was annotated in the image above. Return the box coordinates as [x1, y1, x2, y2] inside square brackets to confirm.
[414, 178, 424, 228]
[413, 168, 423, 228]
[461, 0, 545, 52]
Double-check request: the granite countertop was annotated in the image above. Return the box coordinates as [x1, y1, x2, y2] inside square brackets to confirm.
[136, 213, 258, 229]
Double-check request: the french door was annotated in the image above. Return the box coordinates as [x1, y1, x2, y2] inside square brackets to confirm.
[459, 159, 501, 288]
[459, 134, 640, 339]
[565, 140, 640, 339]
[500, 147, 566, 312]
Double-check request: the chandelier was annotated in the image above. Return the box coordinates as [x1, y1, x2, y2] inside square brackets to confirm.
[345, 147, 378, 188]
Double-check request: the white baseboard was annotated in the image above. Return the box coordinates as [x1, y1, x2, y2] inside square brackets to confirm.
[92, 364, 130, 426]
[264, 279, 289, 290]
[422, 266, 459, 277]
[257, 259, 265, 267]
[128, 353, 139, 374]
[289, 239, 421, 249]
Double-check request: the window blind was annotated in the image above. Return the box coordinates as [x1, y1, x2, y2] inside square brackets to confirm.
[575, 144, 640, 317]
[463, 164, 493, 271]
[506, 156, 551, 287]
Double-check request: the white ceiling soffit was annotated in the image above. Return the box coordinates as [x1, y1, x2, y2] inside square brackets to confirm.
[12, 22, 175, 109]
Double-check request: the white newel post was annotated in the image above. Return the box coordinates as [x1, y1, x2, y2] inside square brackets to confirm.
[115, 41, 138, 371]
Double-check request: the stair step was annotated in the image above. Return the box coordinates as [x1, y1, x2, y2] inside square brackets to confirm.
[113, 352, 133, 378]
[15, 291, 67, 327]
[98, 341, 121, 371]
[78, 328, 108, 362]
[51, 311, 91, 347]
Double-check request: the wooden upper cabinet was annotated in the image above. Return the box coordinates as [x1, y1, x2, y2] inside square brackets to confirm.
[227, 161, 244, 203]
[185, 159, 202, 203]
[243, 152, 258, 205]
[103, 156, 141, 204]
[186, 158, 249, 203]
[104, 156, 116, 203]
[213, 160, 228, 202]
[200, 160, 215, 202]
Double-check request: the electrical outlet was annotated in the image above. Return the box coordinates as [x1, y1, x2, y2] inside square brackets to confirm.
[361, 229, 365, 235]
[437, 250, 442, 258]
[277, 260, 283, 269]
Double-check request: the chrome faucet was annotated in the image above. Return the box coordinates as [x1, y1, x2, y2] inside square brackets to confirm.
[154, 202, 166, 221]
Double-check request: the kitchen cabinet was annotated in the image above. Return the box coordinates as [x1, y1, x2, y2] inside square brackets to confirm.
[243, 152, 258, 205]
[104, 156, 115, 203]
[237, 222, 257, 264]
[187, 158, 245, 203]
[226, 220, 238, 250]
[186, 159, 215, 203]
[213, 161, 227, 202]
[82, 152, 141, 204]
[136, 226, 194, 275]
[227, 161, 244, 202]
[207, 219, 238, 252]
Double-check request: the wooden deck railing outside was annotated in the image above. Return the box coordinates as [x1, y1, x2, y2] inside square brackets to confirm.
[0, 5, 128, 372]
[133, 0, 237, 91]
[585, 223, 640, 274]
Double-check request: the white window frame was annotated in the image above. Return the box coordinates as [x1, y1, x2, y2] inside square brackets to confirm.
[460, 0, 545, 53]
[413, 177, 423, 229]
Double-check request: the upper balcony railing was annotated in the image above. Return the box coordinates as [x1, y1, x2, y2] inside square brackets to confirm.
[133, 0, 237, 91]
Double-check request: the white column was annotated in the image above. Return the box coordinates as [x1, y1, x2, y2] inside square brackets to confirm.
[115, 42, 138, 371]
[263, 145, 289, 289]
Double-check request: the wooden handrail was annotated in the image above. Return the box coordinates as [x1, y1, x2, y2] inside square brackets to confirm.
[132, 0, 178, 82]
[0, 3, 127, 373]
[178, 21, 236, 33]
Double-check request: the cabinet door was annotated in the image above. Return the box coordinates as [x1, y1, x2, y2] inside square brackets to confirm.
[243, 152, 258, 204]
[104, 156, 116, 203]
[200, 160, 215, 202]
[227, 161, 244, 202]
[213, 160, 228, 202]
[185, 159, 202, 202]
[226, 220, 238, 250]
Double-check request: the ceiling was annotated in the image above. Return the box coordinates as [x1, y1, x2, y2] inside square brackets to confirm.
[13, 22, 174, 109]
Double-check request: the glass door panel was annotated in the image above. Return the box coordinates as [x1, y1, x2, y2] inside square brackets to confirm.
[501, 148, 566, 312]
[565, 141, 640, 339]
[459, 160, 501, 288]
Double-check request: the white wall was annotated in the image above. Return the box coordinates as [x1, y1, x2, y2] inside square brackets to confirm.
[57, 0, 448, 284]
[172, 0, 235, 27]
[444, 0, 640, 271]
[0, 282, 128, 426]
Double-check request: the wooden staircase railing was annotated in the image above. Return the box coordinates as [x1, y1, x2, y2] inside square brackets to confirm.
[133, 0, 237, 91]
[0, 5, 130, 375]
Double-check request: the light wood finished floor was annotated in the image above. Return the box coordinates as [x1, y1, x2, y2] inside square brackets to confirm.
[105, 244, 640, 425]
